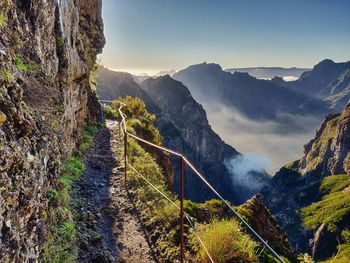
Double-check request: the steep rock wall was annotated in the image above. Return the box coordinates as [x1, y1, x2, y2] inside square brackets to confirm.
[0, 0, 104, 261]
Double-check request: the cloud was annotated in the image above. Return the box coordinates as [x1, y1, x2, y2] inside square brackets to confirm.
[204, 103, 322, 174]
[282, 75, 299, 81]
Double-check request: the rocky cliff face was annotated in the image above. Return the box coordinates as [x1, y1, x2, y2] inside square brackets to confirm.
[141, 75, 242, 202]
[96, 69, 269, 203]
[298, 104, 350, 178]
[0, 0, 104, 261]
[240, 195, 293, 256]
[263, 102, 350, 255]
[273, 59, 350, 111]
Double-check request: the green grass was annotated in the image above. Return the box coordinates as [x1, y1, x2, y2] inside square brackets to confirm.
[41, 155, 84, 262]
[116, 96, 260, 262]
[0, 13, 7, 26]
[196, 219, 258, 263]
[79, 125, 98, 151]
[15, 54, 39, 72]
[300, 174, 350, 232]
[319, 174, 350, 195]
[0, 68, 14, 81]
[300, 191, 350, 232]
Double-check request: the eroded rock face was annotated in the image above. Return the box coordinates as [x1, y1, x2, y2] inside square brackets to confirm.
[299, 104, 350, 178]
[0, 0, 104, 261]
[311, 223, 338, 260]
[241, 195, 293, 256]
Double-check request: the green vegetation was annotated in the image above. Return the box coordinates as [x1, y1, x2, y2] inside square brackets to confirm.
[300, 174, 350, 263]
[56, 36, 64, 48]
[319, 230, 350, 263]
[109, 97, 261, 262]
[197, 219, 257, 262]
[0, 13, 7, 26]
[103, 104, 118, 119]
[306, 115, 340, 171]
[41, 155, 84, 262]
[112, 96, 162, 145]
[80, 125, 99, 151]
[319, 174, 350, 195]
[15, 54, 39, 72]
[300, 174, 350, 232]
[0, 68, 14, 81]
[42, 125, 98, 262]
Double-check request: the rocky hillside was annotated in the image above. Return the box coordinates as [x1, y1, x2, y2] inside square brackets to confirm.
[0, 0, 104, 261]
[273, 59, 350, 111]
[298, 107, 350, 178]
[262, 101, 350, 259]
[140, 75, 243, 202]
[97, 68, 271, 203]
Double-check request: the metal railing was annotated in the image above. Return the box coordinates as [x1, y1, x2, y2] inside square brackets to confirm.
[117, 103, 285, 263]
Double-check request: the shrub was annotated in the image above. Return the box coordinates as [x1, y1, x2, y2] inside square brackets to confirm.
[59, 221, 77, 241]
[0, 13, 7, 26]
[119, 96, 260, 262]
[0, 68, 14, 81]
[197, 219, 257, 263]
[112, 96, 162, 145]
[15, 54, 38, 72]
[79, 125, 98, 151]
[47, 189, 58, 204]
[103, 104, 118, 119]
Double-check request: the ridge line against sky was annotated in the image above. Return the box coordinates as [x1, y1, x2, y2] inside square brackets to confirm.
[99, 0, 350, 74]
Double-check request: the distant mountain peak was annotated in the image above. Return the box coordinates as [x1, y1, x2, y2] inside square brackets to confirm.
[187, 62, 223, 71]
[313, 59, 336, 70]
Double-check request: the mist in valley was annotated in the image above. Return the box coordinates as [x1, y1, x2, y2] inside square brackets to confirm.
[204, 103, 323, 174]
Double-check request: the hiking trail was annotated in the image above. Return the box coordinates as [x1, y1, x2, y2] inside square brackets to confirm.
[74, 120, 158, 263]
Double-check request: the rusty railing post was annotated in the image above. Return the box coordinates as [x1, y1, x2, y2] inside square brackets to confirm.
[180, 157, 185, 263]
[124, 131, 127, 188]
[118, 122, 121, 142]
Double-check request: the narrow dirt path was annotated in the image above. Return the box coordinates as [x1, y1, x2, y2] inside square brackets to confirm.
[74, 120, 158, 263]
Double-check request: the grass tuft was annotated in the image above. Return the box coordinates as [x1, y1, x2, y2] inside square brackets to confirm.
[197, 219, 258, 263]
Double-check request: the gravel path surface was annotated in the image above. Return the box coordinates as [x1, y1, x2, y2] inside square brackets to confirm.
[75, 120, 158, 263]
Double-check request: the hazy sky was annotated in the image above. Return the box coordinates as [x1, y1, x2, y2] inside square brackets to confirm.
[100, 0, 350, 73]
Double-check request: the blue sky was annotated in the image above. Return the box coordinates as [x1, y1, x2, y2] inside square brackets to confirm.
[100, 0, 350, 73]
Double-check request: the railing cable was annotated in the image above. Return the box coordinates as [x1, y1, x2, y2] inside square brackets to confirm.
[118, 104, 285, 263]
[127, 162, 214, 263]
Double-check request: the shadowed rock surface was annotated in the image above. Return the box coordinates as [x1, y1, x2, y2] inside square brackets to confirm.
[0, 0, 104, 260]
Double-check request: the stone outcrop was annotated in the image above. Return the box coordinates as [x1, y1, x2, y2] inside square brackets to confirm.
[240, 195, 293, 256]
[0, 0, 104, 261]
[310, 223, 338, 260]
[263, 102, 350, 255]
[298, 104, 350, 178]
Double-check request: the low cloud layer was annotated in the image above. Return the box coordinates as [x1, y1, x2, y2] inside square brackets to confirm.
[204, 103, 322, 174]
[282, 76, 299, 81]
[224, 154, 271, 195]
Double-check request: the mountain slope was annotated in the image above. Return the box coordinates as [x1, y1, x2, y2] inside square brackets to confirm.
[263, 101, 350, 257]
[96, 68, 271, 203]
[140, 75, 244, 202]
[96, 66, 159, 112]
[273, 59, 350, 111]
[173, 62, 328, 120]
